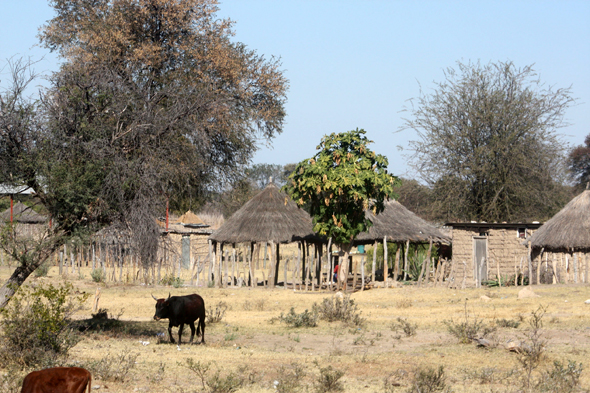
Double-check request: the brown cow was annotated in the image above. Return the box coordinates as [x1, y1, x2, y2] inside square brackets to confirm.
[21, 367, 91, 393]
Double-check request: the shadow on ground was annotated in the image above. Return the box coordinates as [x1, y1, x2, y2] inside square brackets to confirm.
[73, 310, 162, 337]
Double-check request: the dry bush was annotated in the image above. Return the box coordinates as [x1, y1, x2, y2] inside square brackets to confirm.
[85, 352, 138, 382]
[182, 358, 253, 393]
[207, 301, 228, 324]
[395, 298, 413, 308]
[408, 365, 449, 393]
[275, 362, 307, 393]
[443, 300, 496, 344]
[0, 367, 27, 393]
[518, 306, 548, 391]
[390, 317, 417, 337]
[314, 364, 344, 393]
[496, 318, 520, 328]
[312, 295, 365, 327]
[275, 308, 318, 328]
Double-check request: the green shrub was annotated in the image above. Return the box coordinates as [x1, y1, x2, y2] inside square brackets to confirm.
[496, 318, 520, 328]
[277, 308, 318, 328]
[90, 268, 106, 283]
[312, 295, 365, 327]
[0, 282, 88, 368]
[536, 360, 584, 393]
[160, 273, 183, 288]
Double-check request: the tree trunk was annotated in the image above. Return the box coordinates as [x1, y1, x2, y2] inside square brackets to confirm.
[0, 235, 63, 309]
[337, 243, 353, 291]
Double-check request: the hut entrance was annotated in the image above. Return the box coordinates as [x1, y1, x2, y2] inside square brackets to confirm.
[181, 235, 191, 269]
[473, 236, 488, 282]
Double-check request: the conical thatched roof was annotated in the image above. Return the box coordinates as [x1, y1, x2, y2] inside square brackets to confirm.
[175, 211, 209, 228]
[527, 190, 590, 251]
[209, 182, 315, 244]
[355, 200, 450, 244]
[0, 202, 47, 224]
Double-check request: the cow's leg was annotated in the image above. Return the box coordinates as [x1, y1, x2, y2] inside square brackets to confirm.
[178, 323, 184, 345]
[168, 323, 176, 344]
[188, 322, 196, 344]
[200, 317, 206, 344]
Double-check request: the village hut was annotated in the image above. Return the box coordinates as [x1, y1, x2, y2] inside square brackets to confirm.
[447, 222, 542, 288]
[354, 199, 451, 286]
[525, 189, 590, 284]
[0, 202, 48, 237]
[209, 182, 319, 289]
[161, 211, 213, 282]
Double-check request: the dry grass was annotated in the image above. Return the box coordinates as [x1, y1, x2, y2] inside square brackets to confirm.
[1, 264, 590, 392]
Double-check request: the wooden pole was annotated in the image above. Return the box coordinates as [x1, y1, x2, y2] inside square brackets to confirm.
[527, 242, 533, 286]
[208, 240, 213, 284]
[249, 242, 255, 288]
[383, 236, 388, 288]
[496, 258, 501, 287]
[372, 240, 377, 283]
[403, 240, 410, 281]
[446, 259, 456, 288]
[574, 252, 579, 284]
[360, 255, 365, 291]
[275, 242, 280, 287]
[417, 251, 427, 287]
[585, 253, 588, 284]
[393, 246, 400, 283]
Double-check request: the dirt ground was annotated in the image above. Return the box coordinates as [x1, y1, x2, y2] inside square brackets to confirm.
[2, 265, 590, 392]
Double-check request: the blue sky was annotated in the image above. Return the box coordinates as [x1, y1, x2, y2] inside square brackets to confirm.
[2, 1, 589, 179]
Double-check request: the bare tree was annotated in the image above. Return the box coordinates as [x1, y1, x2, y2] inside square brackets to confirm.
[568, 133, 590, 192]
[403, 60, 574, 222]
[0, 58, 65, 308]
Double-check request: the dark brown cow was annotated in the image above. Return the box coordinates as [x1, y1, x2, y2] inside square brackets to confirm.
[21, 367, 91, 393]
[153, 293, 206, 345]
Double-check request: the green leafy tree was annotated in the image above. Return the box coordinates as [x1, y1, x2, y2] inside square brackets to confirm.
[284, 129, 399, 289]
[403, 60, 574, 222]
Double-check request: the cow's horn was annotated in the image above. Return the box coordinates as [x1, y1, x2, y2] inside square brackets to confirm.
[167, 292, 171, 300]
[151, 294, 158, 301]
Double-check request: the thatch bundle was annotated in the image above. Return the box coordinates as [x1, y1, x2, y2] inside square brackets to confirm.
[0, 202, 47, 224]
[175, 211, 209, 228]
[355, 199, 449, 244]
[527, 190, 590, 251]
[209, 182, 315, 244]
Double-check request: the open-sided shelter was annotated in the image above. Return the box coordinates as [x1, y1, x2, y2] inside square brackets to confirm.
[525, 189, 590, 284]
[209, 182, 320, 289]
[354, 199, 451, 285]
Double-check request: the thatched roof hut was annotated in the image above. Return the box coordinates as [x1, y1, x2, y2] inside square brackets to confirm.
[355, 200, 450, 244]
[527, 189, 590, 252]
[0, 202, 47, 224]
[209, 182, 315, 244]
[208, 182, 319, 289]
